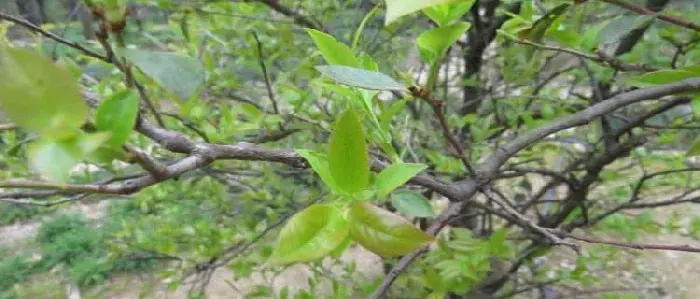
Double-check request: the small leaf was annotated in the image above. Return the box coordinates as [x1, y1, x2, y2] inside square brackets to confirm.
[626, 70, 698, 87]
[385, 0, 458, 25]
[28, 132, 109, 182]
[597, 15, 655, 45]
[315, 65, 406, 91]
[417, 21, 470, 65]
[517, 4, 570, 43]
[422, 0, 475, 27]
[377, 163, 427, 196]
[306, 29, 360, 67]
[348, 202, 434, 257]
[122, 49, 204, 101]
[391, 190, 435, 218]
[328, 109, 370, 195]
[296, 149, 339, 192]
[268, 204, 349, 265]
[95, 90, 139, 148]
[0, 46, 87, 139]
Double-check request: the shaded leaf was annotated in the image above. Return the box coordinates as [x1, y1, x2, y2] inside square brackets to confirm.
[385, 0, 458, 25]
[328, 109, 370, 195]
[391, 190, 435, 218]
[122, 49, 204, 100]
[348, 202, 434, 257]
[597, 15, 655, 45]
[95, 90, 139, 148]
[417, 21, 470, 65]
[268, 204, 349, 265]
[0, 46, 87, 139]
[306, 29, 360, 67]
[315, 65, 406, 91]
[377, 163, 427, 196]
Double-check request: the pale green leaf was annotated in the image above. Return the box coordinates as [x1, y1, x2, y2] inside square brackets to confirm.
[0, 46, 87, 139]
[377, 163, 427, 196]
[315, 65, 406, 91]
[95, 90, 139, 148]
[328, 109, 370, 195]
[306, 29, 360, 67]
[122, 49, 204, 100]
[422, 0, 475, 27]
[417, 21, 470, 65]
[385, 0, 458, 25]
[268, 204, 349, 265]
[391, 190, 435, 218]
[348, 202, 434, 257]
[28, 133, 109, 182]
[296, 149, 339, 192]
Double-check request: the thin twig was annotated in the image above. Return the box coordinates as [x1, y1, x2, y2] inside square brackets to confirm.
[252, 32, 281, 115]
[602, 0, 700, 32]
[565, 233, 700, 253]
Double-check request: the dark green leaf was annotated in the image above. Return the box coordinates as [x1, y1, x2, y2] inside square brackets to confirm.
[122, 49, 205, 101]
[377, 163, 427, 196]
[306, 29, 360, 67]
[0, 46, 88, 139]
[315, 65, 406, 91]
[268, 204, 349, 265]
[391, 190, 435, 218]
[348, 202, 434, 257]
[95, 90, 139, 148]
[328, 109, 370, 195]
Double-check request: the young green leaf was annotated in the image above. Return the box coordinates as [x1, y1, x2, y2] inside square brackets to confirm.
[268, 204, 349, 265]
[328, 109, 370, 195]
[296, 149, 339, 192]
[391, 190, 435, 218]
[385, 0, 458, 25]
[95, 90, 139, 148]
[377, 163, 427, 196]
[348, 202, 434, 257]
[626, 70, 698, 87]
[0, 46, 87, 140]
[122, 49, 204, 101]
[306, 29, 360, 67]
[417, 21, 470, 65]
[315, 65, 406, 91]
[422, 0, 476, 27]
[517, 4, 570, 43]
[28, 132, 110, 182]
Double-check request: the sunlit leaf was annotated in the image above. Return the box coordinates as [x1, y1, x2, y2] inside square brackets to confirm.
[422, 0, 475, 27]
[417, 21, 470, 65]
[315, 65, 406, 91]
[385, 0, 458, 25]
[122, 49, 204, 101]
[348, 202, 433, 257]
[28, 132, 110, 182]
[0, 46, 87, 139]
[95, 90, 139, 148]
[391, 190, 435, 218]
[296, 149, 339, 192]
[328, 109, 370, 195]
[268, 204, 349, 265]
[306, 29, 360, 67]
[377, 163, 427, 196]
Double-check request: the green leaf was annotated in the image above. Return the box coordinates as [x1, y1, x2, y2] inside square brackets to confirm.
[28, 132, 110, 182]
[626, 70, 699, 87]
[122, 49, 204, 101]
[95, 90, 139, 148]
[0, 46, 87, 139]
[417, 21, 470, 65]
[348, 202, 434, 257]
[422, 0, 475, 27]
[268, 204, 350, 265]
[315, 65, 406, 91]
[597, 15, 655, 45]
[517, 4, 570, 43]
[296, 150, 339, 192]
[329, 235, 353, 258]
[306, 29, 360, 67]
[391, 190, 435, 218]
[328, 109, 370, 195]
[687, 138, 700, 156]
[384, 0, 458, 25]
[377, 163, 427, 196]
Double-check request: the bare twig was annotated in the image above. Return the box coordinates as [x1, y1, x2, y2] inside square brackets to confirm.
[602, 0, 700, 32]
[565, 233, 700, 253]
